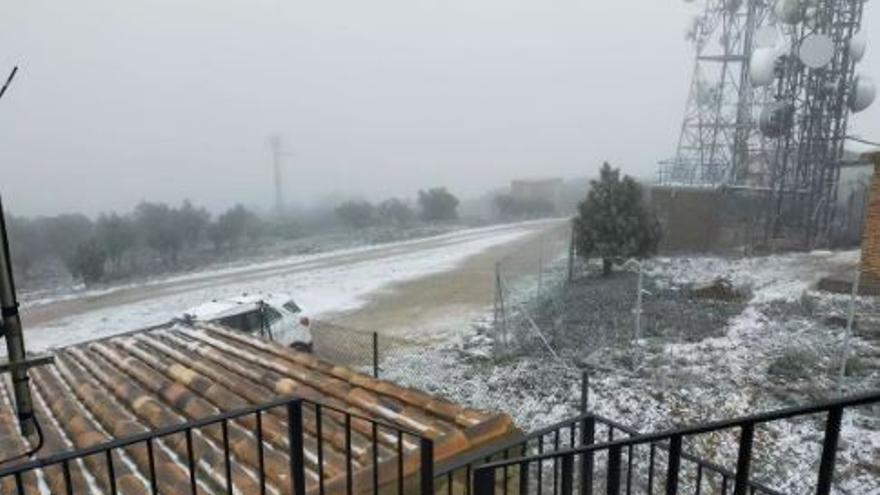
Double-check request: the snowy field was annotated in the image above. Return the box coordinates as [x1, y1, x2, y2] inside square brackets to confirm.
[381, 250, 880, 494]
[22, 222, 542, 351]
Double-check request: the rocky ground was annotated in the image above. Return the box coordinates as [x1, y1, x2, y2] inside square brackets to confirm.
[381, 250, 880, 494]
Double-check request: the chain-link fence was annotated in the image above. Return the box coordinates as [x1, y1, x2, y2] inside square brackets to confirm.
[492, 220, 580, 356]
[311, 319, 436, 379]
[493, 248, 880, 493]
[303, 242, 879, 493]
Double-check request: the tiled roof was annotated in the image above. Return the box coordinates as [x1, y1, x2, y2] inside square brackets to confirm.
[0, 323, 517, 494]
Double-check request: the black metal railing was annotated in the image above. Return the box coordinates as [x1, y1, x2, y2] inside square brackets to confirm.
[0, 396, 435, 495]
[472, 391, 880, 495]
[432, 412, 779, 495]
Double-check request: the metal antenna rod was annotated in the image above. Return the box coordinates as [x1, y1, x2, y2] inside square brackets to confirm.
[0, 66, 17, 102]
[0, 196, 36, 435]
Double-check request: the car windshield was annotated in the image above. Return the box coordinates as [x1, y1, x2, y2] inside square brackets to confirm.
[282, 301, 301, 314]
[263, 305, 283, 324]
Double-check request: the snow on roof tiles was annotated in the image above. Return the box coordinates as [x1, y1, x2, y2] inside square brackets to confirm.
[0, 323, 517, 494]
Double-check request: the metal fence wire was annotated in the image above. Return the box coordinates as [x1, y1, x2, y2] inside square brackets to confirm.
[493, 220, 580, 357]
[489, 241, 880, 493]
[312, 320, 432, 380]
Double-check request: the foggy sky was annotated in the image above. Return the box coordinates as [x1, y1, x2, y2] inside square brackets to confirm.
[2, 0, 880, 217]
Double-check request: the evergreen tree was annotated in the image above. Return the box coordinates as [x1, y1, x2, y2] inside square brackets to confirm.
[574, 163, 661, 275]
[418, 188, 459, 222]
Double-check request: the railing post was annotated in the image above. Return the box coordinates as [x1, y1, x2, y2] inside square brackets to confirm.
[607, 445, 622, 495]
[561, 453, 574, 495]
[519, 461, 529, 495]
[733, 423, 755, 495]
[372, 332, 379, 379]
[580, 416, 595, 495]
[815, 406, 844, 495]
[420, 437, 434, 495]
[288, 400, 306, 495]
[665, 434, 682, 495]
[474, 466, 494, 495]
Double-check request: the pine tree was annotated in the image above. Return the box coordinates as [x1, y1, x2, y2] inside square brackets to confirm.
[574, 163, 661, 275]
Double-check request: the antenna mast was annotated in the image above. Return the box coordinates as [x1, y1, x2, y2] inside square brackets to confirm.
[0, 66, 54, 443]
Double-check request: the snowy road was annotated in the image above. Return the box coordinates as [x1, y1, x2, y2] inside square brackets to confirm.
[20, 220, 562, 351]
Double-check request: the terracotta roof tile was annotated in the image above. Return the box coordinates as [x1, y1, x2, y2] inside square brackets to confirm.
[1, 322, 518, 494]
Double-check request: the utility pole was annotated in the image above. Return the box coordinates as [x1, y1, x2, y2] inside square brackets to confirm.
[269, 135, 284, 215]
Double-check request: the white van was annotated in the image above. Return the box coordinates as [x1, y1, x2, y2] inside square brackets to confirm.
[183, 293, 313, 351]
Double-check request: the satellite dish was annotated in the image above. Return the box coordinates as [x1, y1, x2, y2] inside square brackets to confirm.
[755, 26, 779, 48]
[851, 76, 876, 113]
[775, 0, 802, 25]
[750, 47, 779, 87]
[799, 34, 835, 69]
[850, 32, 867, 62]
[759, 102, 795, 138]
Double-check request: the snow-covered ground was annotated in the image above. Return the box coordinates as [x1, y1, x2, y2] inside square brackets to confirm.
[22, 222, 541, 351]
[381, 250, 880, 494]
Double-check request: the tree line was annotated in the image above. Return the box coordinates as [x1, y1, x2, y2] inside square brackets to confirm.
[7, 187, 463, 288]
[7, 201, 274, 286]
[333, 188, 460, 229]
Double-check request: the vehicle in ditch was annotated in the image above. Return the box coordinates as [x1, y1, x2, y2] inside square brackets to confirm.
[183, 293, 313, 351]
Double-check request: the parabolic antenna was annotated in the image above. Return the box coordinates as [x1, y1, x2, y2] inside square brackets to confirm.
[851, 76, 877, 113]
[775, 0, 802, 24]
[759, 101, 795, 137]
[799, 34, 835, 68]
[750, 47, 778, 87]
[850, 32, 867, 62]
[755, 26, 779, 48]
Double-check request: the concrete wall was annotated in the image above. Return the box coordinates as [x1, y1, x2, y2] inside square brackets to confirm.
[650, 186, 762, 254]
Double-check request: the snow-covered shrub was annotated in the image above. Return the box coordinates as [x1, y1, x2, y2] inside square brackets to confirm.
[767, 348, 820, 380]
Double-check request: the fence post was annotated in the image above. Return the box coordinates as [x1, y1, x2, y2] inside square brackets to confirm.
[568, 221, 576, 283]
[537, 234, 544, 300]
[839, 269, 860, 384]
[372, 332, 379, 379]
[494, 261, 506, 353]
[633, 261, 643, 370]
[580, 371, 589, 414]
[420, 437, 434, 495]
[287, 400, 306, 495]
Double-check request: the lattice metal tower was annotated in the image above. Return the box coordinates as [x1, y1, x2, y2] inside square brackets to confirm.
[661, 0, 771, 186]
[760, 0, 869, 246]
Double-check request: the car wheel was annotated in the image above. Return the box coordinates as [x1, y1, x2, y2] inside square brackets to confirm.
[290, 342, 313, 353]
